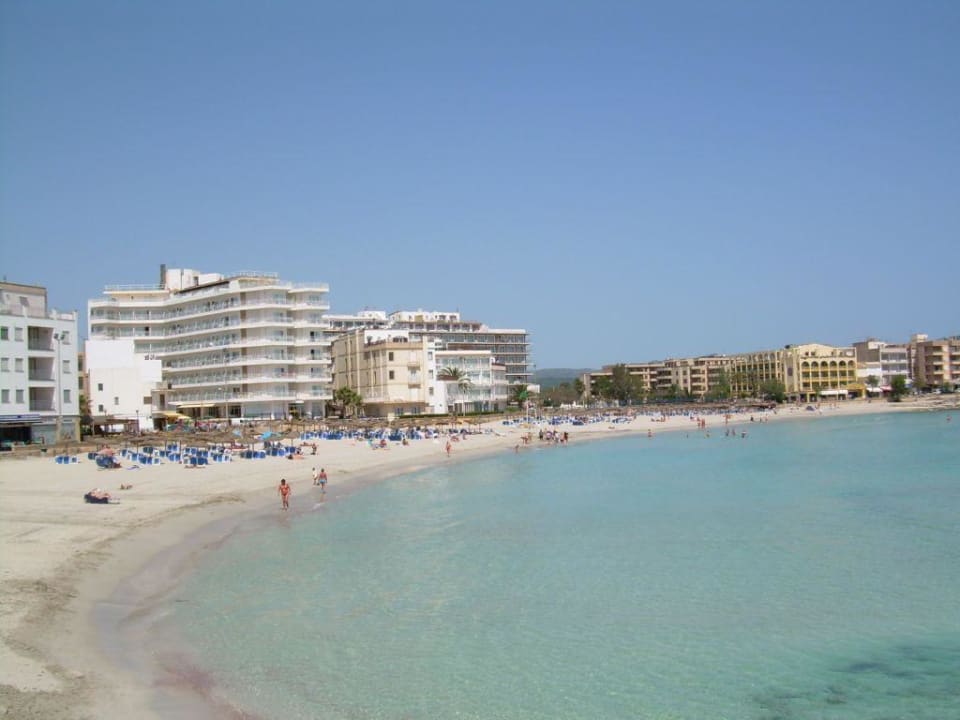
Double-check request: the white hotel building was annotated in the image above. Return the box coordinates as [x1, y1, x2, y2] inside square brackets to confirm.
[0, 281, 80, 445]
[87, 267, 332, 423]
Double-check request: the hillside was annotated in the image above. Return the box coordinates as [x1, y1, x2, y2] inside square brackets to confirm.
[533, 368, 593, 390]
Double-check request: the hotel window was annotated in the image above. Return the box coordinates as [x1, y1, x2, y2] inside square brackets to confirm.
[114, 397, 119, 406]
[0, 327, 7, 340]
[16, 390, 24, 403]
[0, 389, 7, 403]
[64, 389, 71, 403]
[14, 328, 23, 341]
[98, 404, 104, 413]
[388, 352, 394, 361]
[63, 360, 71, 373]
[389, 371, 395, 380]
[0, 358, 7, 371]
[98, 383, 104, 391]
[15, 358, 23, 372]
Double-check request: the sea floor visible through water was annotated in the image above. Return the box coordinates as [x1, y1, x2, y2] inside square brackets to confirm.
[155, 411, 960, 719]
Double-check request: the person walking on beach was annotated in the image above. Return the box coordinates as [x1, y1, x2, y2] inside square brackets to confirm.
[278, 478, 291, 510]
[445, 439, 452, 457]
[311, 467, 320, 486]
[319, 468, 328, 493]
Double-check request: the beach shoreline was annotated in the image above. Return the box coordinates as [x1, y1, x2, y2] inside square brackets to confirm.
[1, 397, 955, 719]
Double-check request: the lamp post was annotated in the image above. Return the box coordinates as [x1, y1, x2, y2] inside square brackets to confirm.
[53, 332, 62, 445]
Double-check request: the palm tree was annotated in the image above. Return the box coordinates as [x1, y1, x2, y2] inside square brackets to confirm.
[438, 366, 471, 419]
[330, 387, 363, 418]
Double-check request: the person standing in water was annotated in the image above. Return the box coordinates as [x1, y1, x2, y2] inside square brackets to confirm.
[278, 478, 291, 510]
[318, 468, 328, 493]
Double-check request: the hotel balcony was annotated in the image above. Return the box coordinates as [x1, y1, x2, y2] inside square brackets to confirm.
[169, 389, 332, 404]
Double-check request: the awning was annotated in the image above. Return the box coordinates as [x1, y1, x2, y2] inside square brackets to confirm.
[0, 414, 43, 425]
[818, 389, 846, 396]
[866, 386, 883, 394]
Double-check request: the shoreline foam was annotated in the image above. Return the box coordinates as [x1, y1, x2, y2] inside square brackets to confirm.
[1, 398, 954, 719]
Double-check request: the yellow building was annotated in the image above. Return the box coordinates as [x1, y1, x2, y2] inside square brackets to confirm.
[782, 343, 858, 401]
[331, 329, 439, 418]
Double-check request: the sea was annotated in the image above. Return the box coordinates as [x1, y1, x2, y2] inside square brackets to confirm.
[164, 411, 960, 719]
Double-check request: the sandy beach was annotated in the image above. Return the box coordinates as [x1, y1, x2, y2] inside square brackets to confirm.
[1, 397, 955, 720]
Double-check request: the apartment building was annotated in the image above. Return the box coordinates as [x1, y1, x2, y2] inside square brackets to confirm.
[781, 343, 858, 401]
[655, 355, 733, 398]
[435, 349, 509, 414]
[580, 361, 664, 399]
[326, 309, 531, 386]
[331, 329, 440, 418]
[910, 334, 960, 389]
[853, 339, 911, 390]
[330, 329, 509, 418]
[585, 342, 858, 403]
[0, 281, 80, 445]
[87, 266, 332, 422]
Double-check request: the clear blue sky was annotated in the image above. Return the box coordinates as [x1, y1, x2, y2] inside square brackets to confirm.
[2, 1, 957, 369]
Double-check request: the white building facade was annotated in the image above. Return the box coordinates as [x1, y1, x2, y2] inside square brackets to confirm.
[435, 350, 509, 414]
[87, 267, 332, 422]
[0, 282, 80, 445]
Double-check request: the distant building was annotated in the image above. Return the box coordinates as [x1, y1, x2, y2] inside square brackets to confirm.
[853, 339, 911, 392]
[435, 349, 509, 414]
[331, 329, 441, 418]
[781, 343, 858, 401]
[329, 328, 509, 418]
[585, 342, 859, 403]
[87, 266, 332, 422]
[910, 334, 960, 390]
[0, 281, 80, 445]
[326, 309, 531, 386]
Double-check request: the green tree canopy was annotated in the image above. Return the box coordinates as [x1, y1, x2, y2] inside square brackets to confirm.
[330, 386, 363, 418]
[758, 379, 786, 403]
[889, 375, 908, 402]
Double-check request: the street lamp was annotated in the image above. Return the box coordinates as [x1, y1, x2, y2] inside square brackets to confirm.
[52, 332, 62, 445]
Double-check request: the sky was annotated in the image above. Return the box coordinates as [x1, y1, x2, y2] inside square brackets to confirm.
[1, 1, 958, 369]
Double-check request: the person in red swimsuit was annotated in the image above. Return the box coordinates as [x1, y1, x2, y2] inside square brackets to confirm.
[278, 478, 291, 510]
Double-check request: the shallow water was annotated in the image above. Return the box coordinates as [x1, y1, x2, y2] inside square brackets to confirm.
[171, 412, 960, 719]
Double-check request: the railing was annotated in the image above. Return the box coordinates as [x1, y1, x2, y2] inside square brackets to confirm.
[170, 390, 332, 403]
[28, 373, 54, 381]
[104, 283, 166, 291]
[27, 342, 55, 352]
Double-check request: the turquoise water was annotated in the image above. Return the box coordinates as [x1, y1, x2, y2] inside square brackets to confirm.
[171, 412, 960, 719]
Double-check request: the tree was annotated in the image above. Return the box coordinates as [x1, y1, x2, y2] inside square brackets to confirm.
[573, 378, 586, 400]
[611, 364, 638, 404]
[631, 376, 648, 404]
[706, 370, 731, 401]
[889, 375, 908, 402]
[78, 393, 93, 437]
[330, 387, 363, 418]
[510, 383, 529, 406]
[541, 382, 579, 408]
[865, 375, 879, 389]
[591, 376, 613, 403]
[758, 379, 786, 403]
